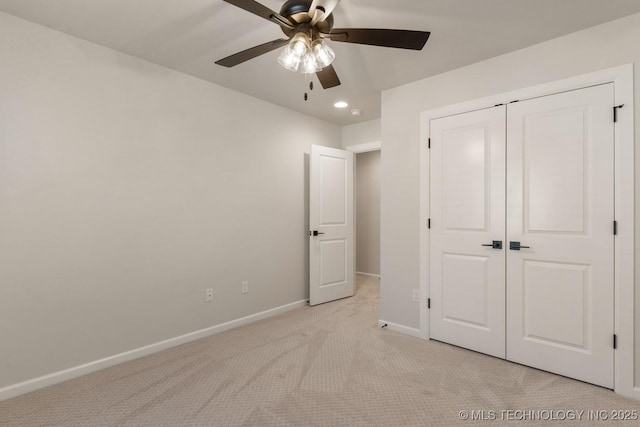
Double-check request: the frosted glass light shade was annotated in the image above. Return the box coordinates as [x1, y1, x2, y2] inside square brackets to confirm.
[278, 33, 334, 74]
[290, 38, 308, 56]
[312, 39, 335, 68]
[277, 46, 301, 72]
[301, 52, 320, 74]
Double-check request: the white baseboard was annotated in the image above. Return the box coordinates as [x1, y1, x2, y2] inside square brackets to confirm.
[0, 300, 307, 402]
[616, 386, 640, 401]
[378, 320, 423, 339]
[356, 272, 380, 279]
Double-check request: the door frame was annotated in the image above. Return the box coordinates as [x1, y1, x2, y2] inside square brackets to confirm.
[418, 64, 635, 398]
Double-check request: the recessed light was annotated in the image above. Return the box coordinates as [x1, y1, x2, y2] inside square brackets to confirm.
[351, 109, 362, 116]
[334, 101, 349, 109]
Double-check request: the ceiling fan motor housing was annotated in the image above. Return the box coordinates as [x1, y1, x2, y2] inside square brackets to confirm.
[279, 0, 334, 38]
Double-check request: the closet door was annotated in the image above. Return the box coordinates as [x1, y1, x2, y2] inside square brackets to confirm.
[430, 106, 506, 358]
[506, 84, 614, 388]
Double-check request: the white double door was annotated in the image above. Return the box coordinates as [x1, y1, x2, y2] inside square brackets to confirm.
[429, 84, 615, 388]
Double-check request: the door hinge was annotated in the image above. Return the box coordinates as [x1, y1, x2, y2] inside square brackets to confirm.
[614, 104, 624, 123]
[613, 221, 618, 235]
[428, 218, 431, 229]
[427, 298, 431, 309]
[428, 138, 431, 149]
[613, 334, 617, 349]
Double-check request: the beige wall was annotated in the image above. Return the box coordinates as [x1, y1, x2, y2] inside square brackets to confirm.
[356, 151, 381, 276]
[380, 13, 640, 386]
[0, 12, 341, 389]
[342, 119, 381, 150]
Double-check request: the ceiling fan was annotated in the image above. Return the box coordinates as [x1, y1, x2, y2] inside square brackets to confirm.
[215, 0, 431, 89]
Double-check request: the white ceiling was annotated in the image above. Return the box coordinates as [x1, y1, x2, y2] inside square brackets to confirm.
[2, 0, 640, 126]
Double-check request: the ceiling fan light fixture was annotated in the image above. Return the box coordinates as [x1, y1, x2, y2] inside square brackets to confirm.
[277, 45, 302, 72]
[301, 52, 321, 74]
[289, 32, 310, 56]
[279, 32, 313, 73]
[312, 39, 335, 68]
[278, 31, 334, 74]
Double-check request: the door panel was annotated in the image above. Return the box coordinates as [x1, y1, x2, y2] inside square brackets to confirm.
[442, 126, 489, 231]
[320, 156, 348, 225]
[310, 145, 354, 306]
[441, 253, 490, 329]
[320, 239, 347, 286]
[430, 106, 506, 359]
[506, 84, 614, 388]
[523, 261, 590, 349]
[526, 108, 588, 233]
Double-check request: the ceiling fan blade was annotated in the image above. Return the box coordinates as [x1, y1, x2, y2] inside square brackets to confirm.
[316, 64, 341, 89]
[223, 0, 293, 28]
[325, 29, 430, 50]
[309, 0, 341, 23]
[215, 39, 289, 67]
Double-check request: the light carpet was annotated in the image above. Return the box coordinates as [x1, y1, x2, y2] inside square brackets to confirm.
[1, 275, 640, 426]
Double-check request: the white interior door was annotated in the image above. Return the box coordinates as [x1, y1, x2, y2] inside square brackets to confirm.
[506, 84, 615, 388]
[309, 145, 354, 306]
[429, 106, 506, 358]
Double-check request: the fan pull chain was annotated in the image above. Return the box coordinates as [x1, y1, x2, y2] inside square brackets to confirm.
[304, 77, 314, 101]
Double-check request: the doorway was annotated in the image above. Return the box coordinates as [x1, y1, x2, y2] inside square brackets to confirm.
[355, 150, 381, 279]
[308, 144, 382, 306]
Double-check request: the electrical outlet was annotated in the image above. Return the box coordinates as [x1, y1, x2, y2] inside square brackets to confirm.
[412, 289, 420, 303]
[205, 288, 213, 302]
[242, 281, 249, 294]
